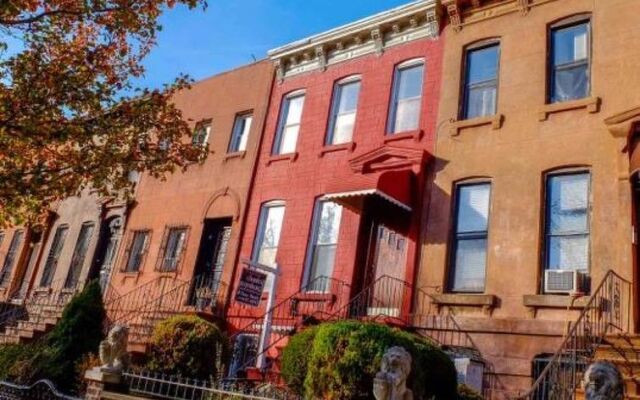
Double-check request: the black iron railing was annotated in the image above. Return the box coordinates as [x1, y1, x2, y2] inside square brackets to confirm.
[516, 270, 632, 400]
[0, 379, 80, 400]
[104, 274, 229, 345]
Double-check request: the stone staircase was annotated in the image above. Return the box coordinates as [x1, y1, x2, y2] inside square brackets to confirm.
[575, 335, 640, 400]
[0, 303, 65, 345]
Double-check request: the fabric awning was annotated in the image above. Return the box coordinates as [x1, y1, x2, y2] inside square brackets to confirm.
[322, 170, 414, 212]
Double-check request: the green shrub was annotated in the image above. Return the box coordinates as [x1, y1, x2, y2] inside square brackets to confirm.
[147, 315, 228, 379]
[281, 321, 457, 400]
[280, 325, 318, 395]
[0, 281, 106, 393]
[458, 384, 483, 400]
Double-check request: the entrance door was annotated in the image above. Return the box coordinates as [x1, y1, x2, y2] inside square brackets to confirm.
[12, 231, 42, 301]
[190, 218, 232, 308]
[364, 223, 408, 317]
[633, 176, 640, 332]
[89, 217, 122, 291]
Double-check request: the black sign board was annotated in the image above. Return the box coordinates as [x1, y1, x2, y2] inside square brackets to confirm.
[235, 268, 268, 307]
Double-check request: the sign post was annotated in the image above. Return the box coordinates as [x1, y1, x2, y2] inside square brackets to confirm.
[237, 260, 279, 370]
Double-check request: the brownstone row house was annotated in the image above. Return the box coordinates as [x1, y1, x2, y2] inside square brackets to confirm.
[416, 0, 640, 397]
[2, 0, 640, 399]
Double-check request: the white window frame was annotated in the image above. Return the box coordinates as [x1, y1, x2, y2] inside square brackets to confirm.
[273, 91, 305, 155]
[229, 112, 253, 153]
[326, 75, 361, 145]
[251, 201, 286, 291]
[192, 122, 211, 147]
[302, 199, 343, 292]
[387, 58, 425, 135]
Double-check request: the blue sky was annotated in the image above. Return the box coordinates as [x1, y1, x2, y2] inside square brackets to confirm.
[140, 0, 410, 88]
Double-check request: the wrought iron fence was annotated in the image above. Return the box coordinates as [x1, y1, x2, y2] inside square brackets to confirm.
[516, 270, 632, 400]
[0, 380, 80, 400]
[124, 370, 300, 400]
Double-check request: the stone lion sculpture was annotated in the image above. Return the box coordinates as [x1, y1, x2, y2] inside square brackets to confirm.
[373, 346, 413, 400]
[99, 325, 130, 373]
[582, 361, 624, 400]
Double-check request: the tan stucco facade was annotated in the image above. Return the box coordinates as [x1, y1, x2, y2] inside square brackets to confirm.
[417, 0, 640, 397]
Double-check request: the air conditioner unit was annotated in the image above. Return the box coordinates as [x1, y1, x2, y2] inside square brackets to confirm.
[544, 270, 587, 294]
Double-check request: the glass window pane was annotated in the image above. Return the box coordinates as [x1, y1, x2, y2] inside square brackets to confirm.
[467, 45, 499, 84]
[316, 202, 342, 245]
[452, 239, 487, 292]
[552, 64, 588, 103]
[332, 113, 356, 144]
[396, 64, 424, 100]
[285, 96, 305, 125]
[309, 245, 337, 285]
[553, 23, 589, 65]
[279, 125, 299, 154]
[257, 205, 285, 265]
[466, 85, 497, 119]
[394, 98, 421, 133]
[337, 81, 361, 113]
[548, 235, 589, 271]
[457, 184, 491, 233]
[548, 174, 589, 234]
[238, 116, 252, 151]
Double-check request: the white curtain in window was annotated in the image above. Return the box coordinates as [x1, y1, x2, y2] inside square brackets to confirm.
[453, 239, 487, 292]
[548, 235, 589, 271]
[467, 85, 497, 119]
[394, 98, 421, 133]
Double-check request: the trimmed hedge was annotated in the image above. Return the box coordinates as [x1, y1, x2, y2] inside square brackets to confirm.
[280, 325, 319, 395]
[0, 281, 106, 393]
[147, 315, 228, 379]
[281, 321, 458, 400]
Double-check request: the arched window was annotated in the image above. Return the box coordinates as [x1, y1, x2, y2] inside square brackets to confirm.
[388, 58, 425, 134]
[326, 75, 362, 145]
[461, 39, 500, 119]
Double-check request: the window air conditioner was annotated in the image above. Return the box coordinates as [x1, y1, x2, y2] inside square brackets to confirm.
[544, 270, 587, 294]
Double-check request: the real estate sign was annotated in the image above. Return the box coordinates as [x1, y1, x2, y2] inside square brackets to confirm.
[235, 268, 268, 307]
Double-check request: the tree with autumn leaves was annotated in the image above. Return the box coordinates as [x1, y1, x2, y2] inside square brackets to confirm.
[0, 1, 209, 226]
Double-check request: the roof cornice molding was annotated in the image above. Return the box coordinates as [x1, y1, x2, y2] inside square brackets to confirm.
[268, 0, 441, 80]
[443, 0, 559, 31]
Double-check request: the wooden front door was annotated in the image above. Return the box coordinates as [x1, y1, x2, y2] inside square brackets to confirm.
[365, 223, 408, 317]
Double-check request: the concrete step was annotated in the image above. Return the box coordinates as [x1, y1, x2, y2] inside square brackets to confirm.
[596, 345, 640, 362]
[606, 336, 640, 348]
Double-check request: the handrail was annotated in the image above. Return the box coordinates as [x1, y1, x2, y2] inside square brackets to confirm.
[515, 270, 632, 400]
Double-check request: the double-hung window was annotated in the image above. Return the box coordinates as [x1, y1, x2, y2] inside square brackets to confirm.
[64, 222, 95, 288]
[450, 183, 492, 293]
[304, 200, 343, 292]
[252, 202, 285, 291]
[544, 172, 591, 272]
[229, 113, 253, 153]
[0, 230, 23, 287]
[462, 43, 499, 119]
[388, 60, 424, 134]
[159, 227, 188, 272]
[326, 78, 361, 145]
[40, 225, 69, 287]
[192, 122, 211, 147]
[550, 19, 590, 103]
[125, 230, 150, 272]
[273, 93, 305, 155]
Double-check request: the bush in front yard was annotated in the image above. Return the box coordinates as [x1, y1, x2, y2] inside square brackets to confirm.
[280, 321, 458, 400]
[147, 315, 228, 379]
[0, 281, 106, 393]
[279, 325, 319, 396]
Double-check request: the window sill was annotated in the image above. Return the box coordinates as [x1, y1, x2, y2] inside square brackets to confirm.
[538, 97, 601, 121]
[450, 114, 504, 136]
[431, 293, 497, 315]
[267, 152, 298, 165]
[384, 129, 423, 143]
[523, 294, 590, 317]
[224, 151, 246, 162]
[319, 142, 355, 157]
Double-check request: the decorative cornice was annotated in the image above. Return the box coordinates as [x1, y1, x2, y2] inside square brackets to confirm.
[605, 106, 640, 139]
[268, 0, 440, 80]
[443, 0, 560, 31]
[349, 145, 428, 174]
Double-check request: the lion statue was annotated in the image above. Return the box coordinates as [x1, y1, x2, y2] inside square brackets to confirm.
[373, 346, 413, 400]
[582, 361, 624, 400]
[99, 325, 130, 373]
